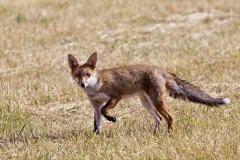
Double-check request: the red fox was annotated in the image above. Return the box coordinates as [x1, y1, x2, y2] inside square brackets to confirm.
[68, 52, 230, 134]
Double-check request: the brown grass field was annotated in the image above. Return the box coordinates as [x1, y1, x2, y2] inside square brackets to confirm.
[0, 0, 240, 159]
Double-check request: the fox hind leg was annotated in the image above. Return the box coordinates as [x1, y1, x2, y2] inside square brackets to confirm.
[139, 92, 162, 134]
[147, 89, 174, 132]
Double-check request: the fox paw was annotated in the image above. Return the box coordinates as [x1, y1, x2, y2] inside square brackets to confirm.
[106, 116, 116, 122]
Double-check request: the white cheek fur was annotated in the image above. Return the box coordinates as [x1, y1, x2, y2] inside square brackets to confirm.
[87, 73, 98, 87]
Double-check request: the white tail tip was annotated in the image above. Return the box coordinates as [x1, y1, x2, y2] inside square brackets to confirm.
[222, 98, 231, 104]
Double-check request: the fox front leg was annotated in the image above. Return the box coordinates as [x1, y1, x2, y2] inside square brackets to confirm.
[101, 97, 121, 122]
[88, 95, 103, 135]
[93, 107, 103, 134]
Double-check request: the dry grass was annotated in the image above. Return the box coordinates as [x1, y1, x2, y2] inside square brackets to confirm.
[0, 0, 240, 159]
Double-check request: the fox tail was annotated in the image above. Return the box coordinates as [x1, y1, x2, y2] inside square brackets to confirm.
[166, 73, 230, 106]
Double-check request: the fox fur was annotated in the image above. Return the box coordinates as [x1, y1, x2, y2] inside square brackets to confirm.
[68, 52, 230, 134]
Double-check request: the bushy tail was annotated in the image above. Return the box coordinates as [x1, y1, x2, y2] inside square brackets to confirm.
[166, 73, 230, 106]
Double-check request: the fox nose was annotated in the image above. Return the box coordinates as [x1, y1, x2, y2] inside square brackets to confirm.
[80, 83, 85, 88]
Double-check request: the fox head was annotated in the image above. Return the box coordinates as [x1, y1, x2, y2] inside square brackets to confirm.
[68, 52, 98, 88]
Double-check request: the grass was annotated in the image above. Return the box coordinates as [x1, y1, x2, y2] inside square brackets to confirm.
[0, 0, 239, 159]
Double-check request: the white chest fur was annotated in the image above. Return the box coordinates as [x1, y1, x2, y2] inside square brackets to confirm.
[81, 72, 109, 102]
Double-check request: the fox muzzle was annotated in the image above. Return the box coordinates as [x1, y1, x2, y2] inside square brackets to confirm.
[80, 82, 89, 88]
[81, 83, 85, 88]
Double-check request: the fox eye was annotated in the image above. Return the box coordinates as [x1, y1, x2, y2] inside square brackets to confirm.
[86, 73, 91, 77]
[76, 73, 81, 77]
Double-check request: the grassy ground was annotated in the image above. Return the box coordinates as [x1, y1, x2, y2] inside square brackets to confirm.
[0, 0, 239, 159]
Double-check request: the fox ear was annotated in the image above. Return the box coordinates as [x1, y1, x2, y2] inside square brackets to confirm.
[87, 52, 97, 69]
[68, 54, 78, 70]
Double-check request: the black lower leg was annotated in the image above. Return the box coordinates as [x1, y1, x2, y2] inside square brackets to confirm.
[93, 120, 99, 134]
[101, 107, 116, 122]
[100, 98, 120, 123]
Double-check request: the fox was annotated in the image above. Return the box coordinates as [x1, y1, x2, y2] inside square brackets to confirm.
[68, 52, 231, 135]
